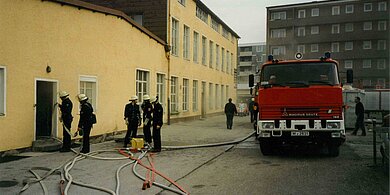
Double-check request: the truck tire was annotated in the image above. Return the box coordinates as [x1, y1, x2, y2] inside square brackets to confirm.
[328, 144, 340, 157]
[260, 140, 273, 156]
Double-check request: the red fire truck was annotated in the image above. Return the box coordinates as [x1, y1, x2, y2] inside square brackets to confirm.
[249, 53, 348, 156]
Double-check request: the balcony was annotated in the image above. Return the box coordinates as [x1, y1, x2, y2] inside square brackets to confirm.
[238, 71, 255, 76]
[239, 61, 253, 67]
[240, 51, 253, 57]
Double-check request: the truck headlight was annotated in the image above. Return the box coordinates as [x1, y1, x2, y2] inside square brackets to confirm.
[262, 122, 274, 129]
[327, 122, 340, 129]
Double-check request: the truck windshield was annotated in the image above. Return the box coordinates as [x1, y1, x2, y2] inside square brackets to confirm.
[260, 62, 340, 87]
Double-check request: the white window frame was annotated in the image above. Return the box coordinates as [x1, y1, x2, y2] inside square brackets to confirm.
[311, 8, 319, 17]
[311, 26, 319, 34]
[363, 79, 372, 87]
[183, 25, 190, 59]
[209, 40, 214, 68]
[202, 36, 207, 65]
[332, 24, 340, 34]
[378, 40, 387, 50]
[331, 42, 340, 52]
[297, 27, 305, 37]
[311, 44, 319, 52]
[136, 70, 149, 102]
[215, 84, 219, 109]
[193, 80, 198, 111]
[171, 18, 179, 56]
[80, 75, 98, 110]
[271, 29, 286, 38]
[0, 66, 6, 116]
[170, 76, 178, 112]
[363, 59, 372, 68]
[271, 11, 286, 20]
[345, 5, 354, 14]
[209, 83, 213, 110]
[377, 59, 386, 69]
[193, 31, 199, 63]
[378, 1, 387, 11]
[298, 45, 305, 54]
[377, 78, 386, 88]
[364, 3, 372, 12]
[378, 21, 387, 31]
[344, 60, 353, 69]
[221, 47, 225, 72]
[216, 44, 220, 70]
[156, 73, 165, 107]
[271, 46, 286, 55]
[332, 6, 340, 15]
[363, 41, 372, 50]
[182, 79, 189, 111]
[345, 42, 353, 51]
[298, 10, 306, 18]
[363, 22, 372, 31]
[345, 23, 354, 32]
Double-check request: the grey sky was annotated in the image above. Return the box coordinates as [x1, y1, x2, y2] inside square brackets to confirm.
[201, 0, 317, 44]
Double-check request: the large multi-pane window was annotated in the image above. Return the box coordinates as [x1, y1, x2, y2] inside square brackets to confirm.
[136, 70, 149, 102]
[216, 44, 220, 70]
[0, 67, 5, 116]
[297, 27, 305, 37]
[171, 18, 179, 56]
[221, 85, 225, 109]
[227, 51, 230, 74]
[311, 26, 319, 34]
[344, 60, 353, 69]
[378, 40, 387, 50]
[311, 8, 319, 17]
[331, 42, 339, 52]
[202, 36, 207, 65]
[271, 29, 286, 38]
[156, 74, 165, 106]
[211, 18, 220, 33]
[183, 25, 190, 59]
[363, 59, 372, 68]
[196, 6, 208, 24]
[364, 3, 372, 12]
[298, 10, 305, 18]
[170, 77, 178, 112]
[231, 53, 234, 75]
[221, 47, 225, 72]
[332, 6, 340, 15]
[271, 46, 286, 55]
[345, 5, 354, 13]
[193, 31, 199, 63]
[271, 11, 286, 20]
[345, 42, 353, 51]
[209, 83, 213, 110]
[209, 40, 214, 68]
[193, 80, 198, 111]
[331, 24, 340, 34]
[363, 22, 372, 31]
[215, 84, 219, 109]
[378, 1, 387, 11]
[378, 21, 387, 31]
[345, 23, 354, 32]
[182, 79, 189, 111]
[80, 76, 97, 109]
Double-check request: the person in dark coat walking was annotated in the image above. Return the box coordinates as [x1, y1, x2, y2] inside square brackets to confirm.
[75, 94, 94, 153]
[124, 95, 141, 148]
[249, 98, 255, 123]
[151, 96, 163, 152]
[224, 98, 237, 129]
[141, 95, 153, 146]
[59, 91, 73, 152]
[352, 97, 366, 136]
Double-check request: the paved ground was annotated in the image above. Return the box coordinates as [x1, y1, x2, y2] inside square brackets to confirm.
[0, 115, 388, 195]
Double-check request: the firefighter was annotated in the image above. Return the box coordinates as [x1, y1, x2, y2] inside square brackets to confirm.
[58, 91, 73, 152]
[141, 95, 153, 147]
[75, 94, 94, 153]
[249, 98, 255, 123]
[123, 95, 141, 148]
[352, 97, 366, 136]
[151, 96, 163, 152]
[224, 98, 237, 129]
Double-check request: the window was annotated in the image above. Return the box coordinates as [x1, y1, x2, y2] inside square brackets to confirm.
[231, 53, 234, 75]
[0, 67, 5, 116]
[271, 11, 286, 20]
[364, 3, 372, 12]
[136, 70, 149, 102]
[344, 60, 353, 69]
[183, 25, 190, 59]
[271, 46, 286, 55]
[363, 79, 372, 87]
[310, 44, 318, 52]
[256, 45, 264, 52]
[332, 6, 340, 15]
[345, 23, 354, 32]
[182, 79, 189, 111]
[171, 18, 179, 56]
[332, 24, 340, 34]
[170, 77, 178, 112]
[377, 59, 386, 69]
[298, 10, 305, 18]
[193, 31, 199, 63]
[227, 51, 230, 74]
[298, 45, 305, 54]
[209, 83, 213, 110]
[209, 41, 214, 68]
[378, 21, 387, 31]
[363, 41, 372, 49]
[196, 6, 208, 24]
[202, 36, 207, 65]
[345, 5, 354, 13]
[345, 42, 353, 50]
[297, 27, 305, 37]
[270, 29, 286, 38]
[331, 42, 339, 52]
[311, 26, 319, 34]
[80, 76, 97, 109]
[363, 22, 372, 31]
[131, 14, 143, 26]
[216, 44, 220, 70]
[221, 85, 225, 110]
[363, 59, 372, 68]
[311, 8, 319, 17]
[178, 0, 185, 6]
[222, 47, 225, 72]
[226, 85, 229, 101]
[211, 18, 220, 33]
[156, 74, 165, 106]
[193, 80, 198, 111]
[377, 78, 386, 88]
[378, 1, 387, 11]
[215, 84, 219, 109]
[222, 28, 229, 39]
[378, 40, 387, 50]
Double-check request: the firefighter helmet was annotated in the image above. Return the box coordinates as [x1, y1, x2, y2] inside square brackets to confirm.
[59, 91, 69, 98]
[143, 95, 150, 101]
[130, 95, 138, 101]
[77, 94, 88, 102]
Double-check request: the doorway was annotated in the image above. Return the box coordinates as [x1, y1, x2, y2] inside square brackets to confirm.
[35, 79, 58, 140]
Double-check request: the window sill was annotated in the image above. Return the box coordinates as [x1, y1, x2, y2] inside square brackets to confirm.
[171, 112, 180, 116]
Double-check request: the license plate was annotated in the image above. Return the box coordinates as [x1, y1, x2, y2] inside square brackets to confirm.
[291, 131, 309, 136]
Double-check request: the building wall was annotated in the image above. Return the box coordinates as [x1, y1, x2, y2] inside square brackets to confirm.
[0, 0, 167, 151]
[267, 0, 389, 89]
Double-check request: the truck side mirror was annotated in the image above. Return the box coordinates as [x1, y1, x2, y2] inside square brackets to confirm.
[249, 74, 254, 88]
[346, 69, 353, 83]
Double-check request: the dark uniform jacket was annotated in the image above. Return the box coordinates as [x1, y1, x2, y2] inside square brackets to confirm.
[59, 98, 73, 122]
[225, 102, 237, 115]
[124, 103, 141, 124]
[355, 102, 365, 120]
[141, 101, 153, 122]
[78, 102, 93, 129]
[152, 102, 163, 126]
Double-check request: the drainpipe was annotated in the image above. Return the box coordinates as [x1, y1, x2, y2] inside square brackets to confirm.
[166, 0, 171, 125]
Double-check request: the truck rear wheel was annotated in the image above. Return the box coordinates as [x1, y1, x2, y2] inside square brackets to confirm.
[328, 144, 340, 157]
[260, 140, 273, 156]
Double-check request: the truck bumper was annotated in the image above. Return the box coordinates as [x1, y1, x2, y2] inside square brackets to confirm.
[258, 131, 346, 146]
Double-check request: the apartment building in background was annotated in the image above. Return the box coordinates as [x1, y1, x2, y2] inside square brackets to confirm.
[237, 43, 267, 103]
[267, 0, 389, 89]
[83, 0, 240, 121]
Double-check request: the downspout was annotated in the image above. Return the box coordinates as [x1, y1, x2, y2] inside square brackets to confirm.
[166, 0, 171, 125]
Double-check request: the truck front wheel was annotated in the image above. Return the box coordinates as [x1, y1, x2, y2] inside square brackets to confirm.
[260, 140, 273, 156]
